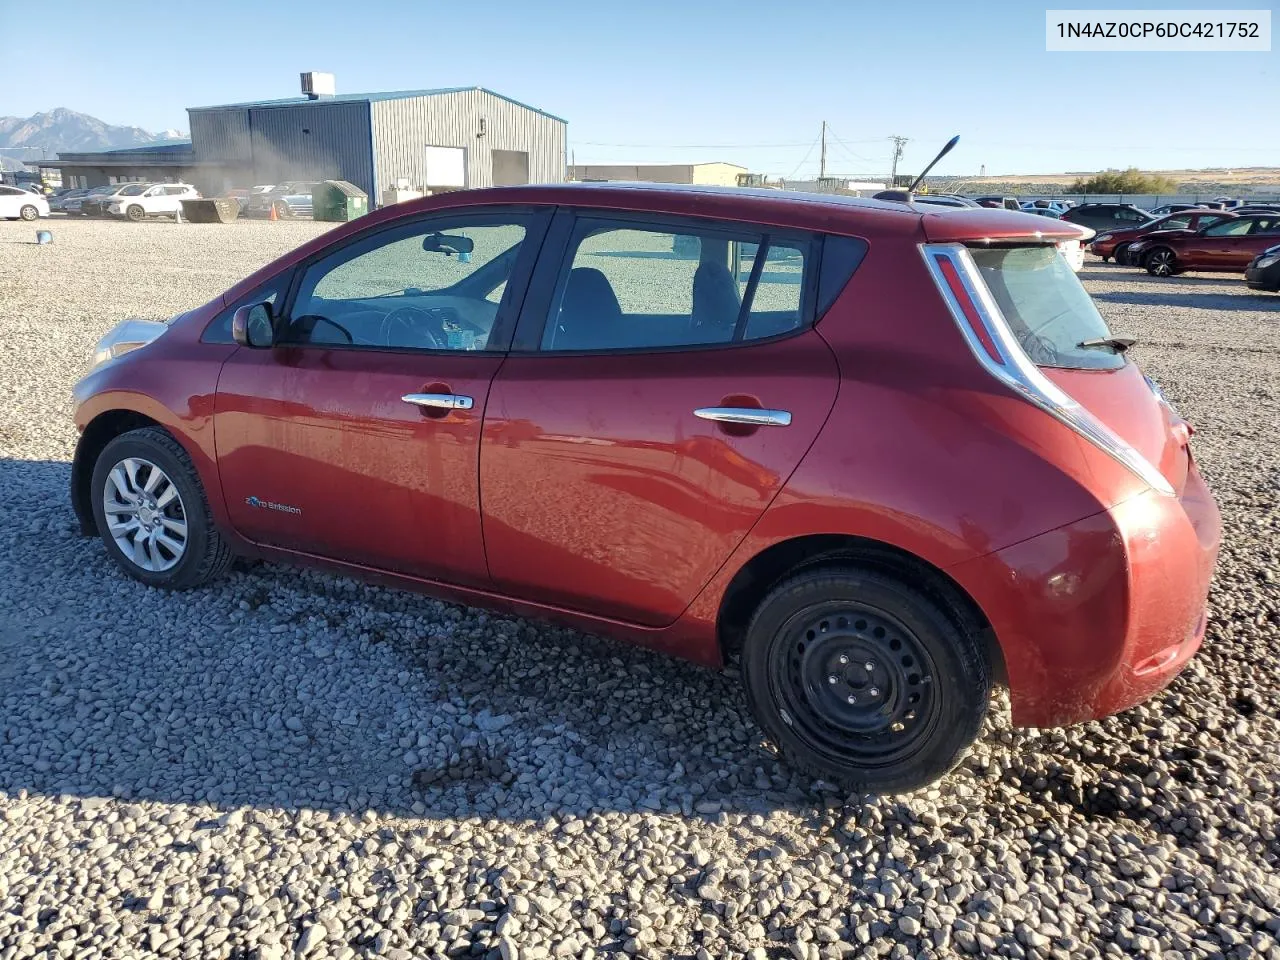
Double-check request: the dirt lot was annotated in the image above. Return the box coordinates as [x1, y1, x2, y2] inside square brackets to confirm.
[0, 217, 1277, 960]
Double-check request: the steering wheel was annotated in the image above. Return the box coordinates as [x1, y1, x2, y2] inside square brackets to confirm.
[379, 306, 444, 349]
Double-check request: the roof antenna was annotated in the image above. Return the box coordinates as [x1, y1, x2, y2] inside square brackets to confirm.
[873, 135, 960, 203]
[908, 135, 959, 194]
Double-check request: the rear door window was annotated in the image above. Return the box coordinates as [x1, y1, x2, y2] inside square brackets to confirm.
[538, 218, 816, 352]
[969, 246, 1125, 371]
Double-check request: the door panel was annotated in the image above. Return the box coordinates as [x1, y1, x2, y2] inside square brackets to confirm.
[213, 207, 548, 586]
[480, 334, 839, 626]
[215, 348, 502, 586]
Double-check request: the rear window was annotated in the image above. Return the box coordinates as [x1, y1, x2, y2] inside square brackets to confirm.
[970, 246, 1124, 371]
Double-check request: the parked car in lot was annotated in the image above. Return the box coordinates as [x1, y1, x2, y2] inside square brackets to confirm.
[81, 184, 150, 218]
[1060, 203, 1153, 232]
[70, 184, 1220, 794]
[972, 196, 1021, 210]
[1128, 214, 1280, 276]
[0, 184, 49, 220]
[50, 187, 91, 212]
[1147, 203, 1205, 216]
[1091, 209, 1232, 263]
[62, 185, 118, 216]
[109, 183, 199, 221]
[248, 181, 318, 218]
[1245, 243, 1280, 291]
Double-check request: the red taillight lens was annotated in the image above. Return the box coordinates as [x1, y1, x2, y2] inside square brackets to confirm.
[935, 255, 1004, 365]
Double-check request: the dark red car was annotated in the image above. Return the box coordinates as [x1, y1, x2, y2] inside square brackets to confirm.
[71, 185, 1220, 794]
[1128, 213, 1280, 276]
[1089, 209, 1233, 263]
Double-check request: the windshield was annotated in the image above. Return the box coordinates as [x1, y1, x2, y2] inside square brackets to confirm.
[970, 246, 1125, 371]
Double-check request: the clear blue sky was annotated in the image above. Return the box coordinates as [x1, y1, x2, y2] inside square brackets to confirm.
[2, 0, 1273, 178]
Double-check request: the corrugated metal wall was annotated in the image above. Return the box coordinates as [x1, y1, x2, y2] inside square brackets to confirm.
[248, 101, 374, 197]
[188, 109, 252, 162]
[370, 90, 565, 199]
[188, 101, 374, 197]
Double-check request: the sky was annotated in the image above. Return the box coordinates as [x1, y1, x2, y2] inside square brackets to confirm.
[1, 0, 1274, 178]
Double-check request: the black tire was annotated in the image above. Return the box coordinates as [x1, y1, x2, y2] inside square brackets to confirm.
[89, 426, 234, 590]
[126, 204, 145, 222]
[1100, 255, 1110, 263]
[741, 567, 989, 794]
[1112, 243, 1129, 265]
[19, 204, 38, 221]
[1144, 247, 1177, 277]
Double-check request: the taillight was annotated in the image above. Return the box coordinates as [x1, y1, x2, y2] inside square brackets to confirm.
[922, 243, 1175, 497]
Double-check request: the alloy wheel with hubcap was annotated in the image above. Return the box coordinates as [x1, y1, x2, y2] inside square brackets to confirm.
[102, 457, 187, 572]
[90, 426, 235, 589]
[20, 205, 38, 221]
[1146, 249, 1176, 277]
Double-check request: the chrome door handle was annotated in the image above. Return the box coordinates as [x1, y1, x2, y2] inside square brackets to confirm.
[402, 393, 474, 410]
[694, 407, 791, 427]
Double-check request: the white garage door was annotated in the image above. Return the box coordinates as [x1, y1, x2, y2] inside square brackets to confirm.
[424, 146, 466, 188]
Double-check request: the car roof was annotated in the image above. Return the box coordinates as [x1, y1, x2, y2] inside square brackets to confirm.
[369, 182, 1089, 242]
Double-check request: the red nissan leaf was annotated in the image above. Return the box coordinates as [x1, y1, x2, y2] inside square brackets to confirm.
[70, 184, 1220, 794]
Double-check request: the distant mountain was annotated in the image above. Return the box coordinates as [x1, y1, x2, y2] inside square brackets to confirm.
[0, 108, 188, 168]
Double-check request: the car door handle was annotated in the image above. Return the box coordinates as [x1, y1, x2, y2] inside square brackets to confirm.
[402, 393, 474, 410]
[694, 407, 791, 427]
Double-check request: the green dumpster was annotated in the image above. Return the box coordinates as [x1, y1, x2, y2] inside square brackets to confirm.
[312, 180, 369, 222]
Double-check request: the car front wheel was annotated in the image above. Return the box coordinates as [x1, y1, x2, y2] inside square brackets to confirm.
[741, 567, 990, 794]
[90, 427, 234, 589]
[126, 205, 145, 222]
[1145, 248, 1177, 277]
[19, 205, 38, 221]
[1113, 243, 1130, 265]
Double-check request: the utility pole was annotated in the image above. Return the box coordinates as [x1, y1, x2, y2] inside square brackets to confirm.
[889, 135, 909, 185]
[819, 121, 827, 180]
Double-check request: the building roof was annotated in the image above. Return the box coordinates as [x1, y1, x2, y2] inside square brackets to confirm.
[54, 141, 195, 166]
[187, 86, 566, 123]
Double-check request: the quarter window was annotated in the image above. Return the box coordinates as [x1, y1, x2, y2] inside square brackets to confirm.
[285, 217, 530, 351]
[540, 219, 811, 352]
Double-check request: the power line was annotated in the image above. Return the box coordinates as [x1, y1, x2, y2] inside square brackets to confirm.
[786, 137, 822, 180]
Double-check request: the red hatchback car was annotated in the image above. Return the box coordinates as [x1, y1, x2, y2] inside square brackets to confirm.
[1128, 213, 1280, 276]
[71, 185, 1220, 793]
[1089, 209, 1232, 263]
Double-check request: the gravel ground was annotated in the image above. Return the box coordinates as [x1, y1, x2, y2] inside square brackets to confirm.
[0, 218, 1278, 960]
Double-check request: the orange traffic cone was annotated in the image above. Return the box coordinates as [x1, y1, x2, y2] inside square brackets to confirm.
[268, 202, 278, 222]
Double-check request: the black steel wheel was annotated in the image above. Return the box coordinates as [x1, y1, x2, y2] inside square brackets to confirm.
[741, 567, 989, 794]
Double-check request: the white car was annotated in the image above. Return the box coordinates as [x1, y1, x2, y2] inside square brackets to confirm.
[0, 184, 50, 220]
[109, 183, 200, 221]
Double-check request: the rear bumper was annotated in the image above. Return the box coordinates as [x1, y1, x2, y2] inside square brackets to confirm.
[1245, 265, 1279, 290]
[951, 458, 1220, 727]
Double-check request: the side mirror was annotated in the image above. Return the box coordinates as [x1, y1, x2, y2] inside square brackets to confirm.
[231, 302, 275, 348]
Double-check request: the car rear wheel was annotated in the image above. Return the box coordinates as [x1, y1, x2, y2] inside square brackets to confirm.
[1145, 247, 1177, 277]
[126, 204, 145, 222]
[90, 427, 234, 590]
[741, 567, 990, 794]
[19, 204, 38, 221]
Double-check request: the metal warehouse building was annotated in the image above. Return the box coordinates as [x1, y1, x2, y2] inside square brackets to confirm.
[190, 77, 566, 200]
[49, 75, 567, 205]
